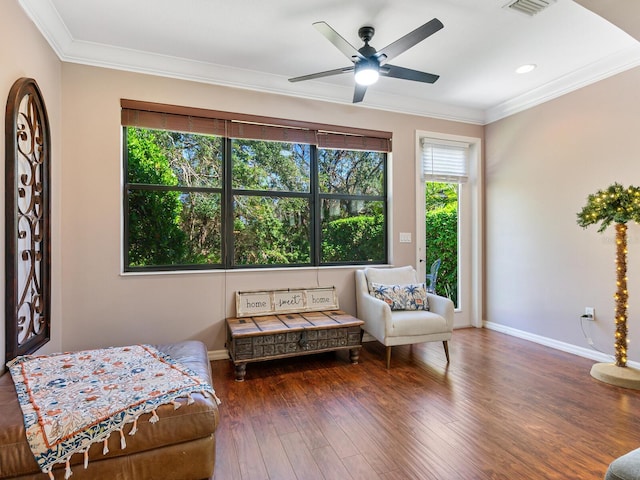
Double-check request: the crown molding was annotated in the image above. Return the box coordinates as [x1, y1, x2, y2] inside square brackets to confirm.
[62, 39, 487, 124]
[484, 43, 640, 124]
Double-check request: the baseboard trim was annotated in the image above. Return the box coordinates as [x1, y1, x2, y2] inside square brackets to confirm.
[208, 349, 230, 361]
[483, 321, 640, 369]
[362, 332, 375, 343]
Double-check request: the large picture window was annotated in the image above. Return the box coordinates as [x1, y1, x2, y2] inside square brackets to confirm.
[122, 100, 389, 271]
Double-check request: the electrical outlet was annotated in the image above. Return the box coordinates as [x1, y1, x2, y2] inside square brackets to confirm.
[585, 307, 595, 321]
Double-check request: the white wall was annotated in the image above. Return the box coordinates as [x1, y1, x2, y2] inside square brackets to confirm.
[485, 66, 640, 363]
[1, 0, 63, 368]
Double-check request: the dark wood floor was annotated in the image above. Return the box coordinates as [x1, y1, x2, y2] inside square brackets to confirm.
[210, 328, 640, 480]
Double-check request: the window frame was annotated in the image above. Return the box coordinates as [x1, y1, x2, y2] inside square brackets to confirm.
[227, 137, 313, 268]
[122, 100, 390, 272]
[415, 130, 484, 329]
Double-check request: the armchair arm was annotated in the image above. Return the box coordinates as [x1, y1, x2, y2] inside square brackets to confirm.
[426, 293, 455, 331]
[355, 270, 393, 343]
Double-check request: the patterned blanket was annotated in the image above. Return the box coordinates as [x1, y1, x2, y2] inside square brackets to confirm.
[7, 344, 220, 479]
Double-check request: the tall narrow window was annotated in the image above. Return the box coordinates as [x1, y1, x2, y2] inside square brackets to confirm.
[5, 78, 51, 361]
[422, 139, 469, 307]
[125, 128, 223, 269]
[231, 139, 312, 266]
[318, 148, 386, 264]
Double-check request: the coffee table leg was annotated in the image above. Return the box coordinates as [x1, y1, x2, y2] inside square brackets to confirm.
[234, 363, 247, 382]
[349, 347, 361, 364]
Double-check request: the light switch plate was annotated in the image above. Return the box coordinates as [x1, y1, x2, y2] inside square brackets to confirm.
[399, 232, 412, 243]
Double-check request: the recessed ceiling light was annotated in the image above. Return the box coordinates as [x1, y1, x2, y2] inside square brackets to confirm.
[516, 64, 537, 74]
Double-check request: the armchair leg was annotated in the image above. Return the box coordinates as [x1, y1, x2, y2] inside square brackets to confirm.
[386, 346, 392, 369]
[443, 341, 450, 363]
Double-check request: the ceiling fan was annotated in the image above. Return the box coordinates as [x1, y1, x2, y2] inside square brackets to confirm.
[288, 19, 444, 103]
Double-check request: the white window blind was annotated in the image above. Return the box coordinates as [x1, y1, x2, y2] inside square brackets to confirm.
[421, 138, 469, 183]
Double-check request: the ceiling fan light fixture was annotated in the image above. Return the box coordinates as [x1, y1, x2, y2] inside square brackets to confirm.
[289, 19, 443, 102]
[354, 61, 379, 86]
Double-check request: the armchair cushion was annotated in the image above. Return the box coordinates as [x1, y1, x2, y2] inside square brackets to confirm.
[369, 282, 429, 311]
[364, 265, 417, 286]
[390, 309, 450, 337]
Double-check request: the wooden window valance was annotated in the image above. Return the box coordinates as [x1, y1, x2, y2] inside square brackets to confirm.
[121, 99, 392, 152]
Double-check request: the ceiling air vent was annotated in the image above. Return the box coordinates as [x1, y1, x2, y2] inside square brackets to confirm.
[503, 0, 556, 16]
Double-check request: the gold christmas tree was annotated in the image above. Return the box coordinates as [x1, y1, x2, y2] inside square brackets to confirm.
[577, 183, 640, 367]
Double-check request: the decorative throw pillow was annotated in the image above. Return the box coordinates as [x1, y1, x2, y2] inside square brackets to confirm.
[369, 282, 429, 311]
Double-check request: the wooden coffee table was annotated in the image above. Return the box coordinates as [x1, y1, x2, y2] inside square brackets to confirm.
[226, 310, 363, 381]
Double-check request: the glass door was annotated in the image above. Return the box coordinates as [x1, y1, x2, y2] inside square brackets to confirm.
[416, 132, 482, 328]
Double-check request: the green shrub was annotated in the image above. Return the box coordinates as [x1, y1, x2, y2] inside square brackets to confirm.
[127, 128, 188, 266]
[322, 215, 384, 262]
[425, 202, 458, 306]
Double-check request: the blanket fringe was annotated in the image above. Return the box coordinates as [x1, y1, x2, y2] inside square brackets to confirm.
[129, 418, 138, 435]
[37, 391, 218, 478]
[119, 428, 126, 449]
[149, 409, 160, 424]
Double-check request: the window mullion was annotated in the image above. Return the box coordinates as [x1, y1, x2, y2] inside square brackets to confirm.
[126, 184, 221, 194]
[122, 127, 132, 272]
[311, 145, 320, 266]
[383, 152, 389, 264]
[231, 189, 309, 199]
[223, 137, 234, 268]
[318, 193, 385, 202]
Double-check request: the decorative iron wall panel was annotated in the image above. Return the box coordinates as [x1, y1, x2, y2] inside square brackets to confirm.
[5, 77, 51, 362]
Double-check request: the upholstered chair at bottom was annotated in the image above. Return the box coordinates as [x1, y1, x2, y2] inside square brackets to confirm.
[355, 266, 454, 368]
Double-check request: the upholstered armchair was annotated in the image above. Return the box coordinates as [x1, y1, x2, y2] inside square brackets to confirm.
[355, 265, 454, 368]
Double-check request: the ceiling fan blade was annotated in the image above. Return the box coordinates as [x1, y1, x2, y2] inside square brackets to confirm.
[376, 18, 444, 64]
[353, 83, 367, 103]
[381, 64, 439, 84]
[289, 65, 354, 83]
[313, 21, 365, 61]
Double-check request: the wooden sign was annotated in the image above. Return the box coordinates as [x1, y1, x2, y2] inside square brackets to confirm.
[235, 286, 339, 317]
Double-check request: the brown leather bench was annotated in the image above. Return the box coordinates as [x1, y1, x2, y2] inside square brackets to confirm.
[0, 341, 219, 480]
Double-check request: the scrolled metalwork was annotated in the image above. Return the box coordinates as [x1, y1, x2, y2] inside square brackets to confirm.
[5, 77, 51, 362]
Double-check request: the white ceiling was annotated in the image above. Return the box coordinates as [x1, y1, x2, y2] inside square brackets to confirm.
[18, 0, 640, 124]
